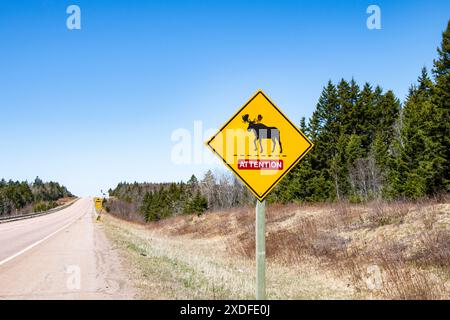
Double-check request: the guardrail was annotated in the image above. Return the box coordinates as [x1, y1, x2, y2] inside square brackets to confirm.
[0, 198, 79, 224]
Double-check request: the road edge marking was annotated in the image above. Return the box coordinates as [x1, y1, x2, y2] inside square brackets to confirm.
[0, 210, 87, 267]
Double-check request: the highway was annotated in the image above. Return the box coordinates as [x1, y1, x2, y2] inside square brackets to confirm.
[0, 198, 133, 299]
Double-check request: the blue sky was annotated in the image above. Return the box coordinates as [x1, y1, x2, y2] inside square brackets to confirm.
[0, 0, 449, 196]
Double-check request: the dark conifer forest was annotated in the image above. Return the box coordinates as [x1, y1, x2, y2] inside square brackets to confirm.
[0, 177, 73, 216]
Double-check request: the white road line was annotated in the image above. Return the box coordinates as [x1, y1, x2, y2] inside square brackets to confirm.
[0, 211, 87, 267]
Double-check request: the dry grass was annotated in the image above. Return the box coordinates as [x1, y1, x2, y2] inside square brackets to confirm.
[104, 213, 354, 299]
[413, 230, 450, 270]
[105, 197, 450, 300]
[56, 196, 77, 206]
[367, 201, 412, 227]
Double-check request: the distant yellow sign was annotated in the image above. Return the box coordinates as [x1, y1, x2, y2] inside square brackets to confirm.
[207, 90, 314, 200]
[94, 197, 103, 210]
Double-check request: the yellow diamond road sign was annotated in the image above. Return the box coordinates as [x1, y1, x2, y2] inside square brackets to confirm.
[207, 90, 314, 201]
[94, 197, 102, 210]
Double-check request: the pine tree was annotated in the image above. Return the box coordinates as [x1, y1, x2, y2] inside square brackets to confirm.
[335, 79, 358, 135]
[431, 20, 450, 192]
[356, 83, 374, 148]
[192, 190, 208, 215]
[141, 192, 158, 221]
[308, 81, 340, 199]
[378, 91, 401, 138]
[389, 68, 444, 198]
[187, 174, 199, 187]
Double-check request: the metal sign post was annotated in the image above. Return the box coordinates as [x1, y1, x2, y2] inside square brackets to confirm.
[256, 199, 266, 300]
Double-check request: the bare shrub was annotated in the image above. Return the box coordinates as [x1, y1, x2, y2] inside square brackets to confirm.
[421, 211, 437, 230]
[368, 201, 411, 227]
[266, 203, 299, 224]
[312, 232, 350, 261]
[342, 243, 447, 300]
[331, 201, 354, 226]
[327, 201, 366, 230]
[348, 156, 383, 200]
[228, 216, 319, 263]
[105, 198, 145, 223]
[272, 218, 319, 264]
[413, 230, 450, 270]
[228, 231, 254, 259]
[381, 261, 446, 300]
[229, 215, 352, 266]
[375, 241, 409, 263]
[157, 206, 254, 238]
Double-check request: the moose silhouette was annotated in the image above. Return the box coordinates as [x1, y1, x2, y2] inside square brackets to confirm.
[242, 114, 282, 153]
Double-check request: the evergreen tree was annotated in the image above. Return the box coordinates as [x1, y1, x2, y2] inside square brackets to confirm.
[187, 174, 199, 188]
[356, 83, 375, 147]
[389, 68, 444, 198]
[431, 20, 450, 192]
[0, 178, 72, 215]
[308, 81, 340, 199]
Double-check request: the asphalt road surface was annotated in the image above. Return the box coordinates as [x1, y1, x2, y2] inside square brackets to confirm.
[0, 198, 133, 299]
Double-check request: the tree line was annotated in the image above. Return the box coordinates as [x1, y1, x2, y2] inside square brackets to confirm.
[107, 20, 449, 221]
[271, 20, 449, 203]
[0, 177, 73, 216]
[107, 171, 254, 221]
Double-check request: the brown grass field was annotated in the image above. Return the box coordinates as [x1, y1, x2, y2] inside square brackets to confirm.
[104, 197, 450, 300]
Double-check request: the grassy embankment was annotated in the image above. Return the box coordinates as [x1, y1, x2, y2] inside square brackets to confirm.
[104, 198, 450, 299]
